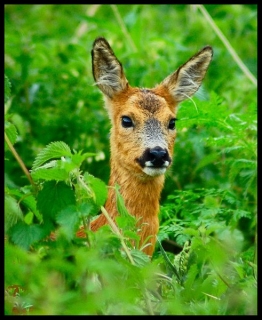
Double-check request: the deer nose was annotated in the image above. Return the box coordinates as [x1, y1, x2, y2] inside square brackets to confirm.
[148, 147, 169, 167]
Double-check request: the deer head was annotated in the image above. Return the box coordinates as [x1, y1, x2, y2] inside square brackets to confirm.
[92, 37, 213, 179]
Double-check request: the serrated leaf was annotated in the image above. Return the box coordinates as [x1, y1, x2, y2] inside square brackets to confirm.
[5, 194, 23, 233]
[5, 121, 18, 147]
[5, 75, 11, 104]
[71, 152, 96, 167]
[84, 172, 108, 207]
[37, 181, 76, 222]
[9, 222, 46, 250]
[31, 167, 69, 181]
[32, 141, 72, 170]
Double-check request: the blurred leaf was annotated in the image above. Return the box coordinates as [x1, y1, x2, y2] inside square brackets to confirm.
[56, 205, 80, 240]
[5, 121, 18, 147]
[130, 249, 150, 267]
[9, 222, 46, 250]
[5, 194, 23, 232]
[4, 75, 11, 104]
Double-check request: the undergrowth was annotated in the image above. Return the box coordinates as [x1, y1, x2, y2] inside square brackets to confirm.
[4, 5, 257, 315]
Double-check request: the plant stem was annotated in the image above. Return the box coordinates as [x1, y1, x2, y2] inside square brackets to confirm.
[195, 4, 257, 87]
[100, 206, 135, 265]
[110, 5, 137, 52]
[5, 132, 36, 188]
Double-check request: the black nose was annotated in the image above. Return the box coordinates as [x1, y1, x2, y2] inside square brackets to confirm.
[149, 147, 166, 165]
[136, 147, 171, 169]
[147, 147, 170, 167]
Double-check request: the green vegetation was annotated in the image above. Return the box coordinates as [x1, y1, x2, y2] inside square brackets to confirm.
[5, 5, 257, 315]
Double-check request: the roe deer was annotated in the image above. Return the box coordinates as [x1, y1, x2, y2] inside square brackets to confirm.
[84, 37, 213, 256]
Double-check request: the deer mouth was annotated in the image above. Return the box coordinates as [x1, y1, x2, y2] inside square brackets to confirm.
[136, 147, 171, 176]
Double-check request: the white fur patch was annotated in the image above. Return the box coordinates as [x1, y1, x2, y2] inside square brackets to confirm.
[143, 167, 167, 176]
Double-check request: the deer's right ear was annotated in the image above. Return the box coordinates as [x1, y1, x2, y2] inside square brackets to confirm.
[92, 37, 128, 98]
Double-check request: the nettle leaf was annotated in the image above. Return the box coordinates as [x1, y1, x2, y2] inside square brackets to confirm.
[37, 181, 76, 223]
[5, 74, 11, 104]
[56, 205, 80, 240]
[71, 151, 96, 167]
[5, 194, 23, 232]
[84, 172, 108, 207]
[9, 222, 46, 250]
[32, 141, 72, 170]
[5, 121, 18, 147]
[31, 166, 69, 181]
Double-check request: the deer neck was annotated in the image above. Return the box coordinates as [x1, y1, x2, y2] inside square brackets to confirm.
[105, 159, 165, 221]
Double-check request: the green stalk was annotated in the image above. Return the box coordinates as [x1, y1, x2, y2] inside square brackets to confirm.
[195, 5, 257, 86]
[5, 132, 36, 188]
[100, 206, 135, 265]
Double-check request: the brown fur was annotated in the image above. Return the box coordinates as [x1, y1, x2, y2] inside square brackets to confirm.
[88, 37, 213, 256]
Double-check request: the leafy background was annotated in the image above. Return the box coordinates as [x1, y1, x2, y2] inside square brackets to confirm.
[4, 4, 257, 315]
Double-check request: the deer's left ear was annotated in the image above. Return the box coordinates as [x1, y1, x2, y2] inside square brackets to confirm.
[161, 46, 213, 103]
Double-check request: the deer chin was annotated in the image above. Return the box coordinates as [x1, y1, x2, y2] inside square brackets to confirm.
[143, 166, 167, 177]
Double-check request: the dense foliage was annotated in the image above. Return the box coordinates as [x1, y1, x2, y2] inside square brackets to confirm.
[4, 5, 257, 315]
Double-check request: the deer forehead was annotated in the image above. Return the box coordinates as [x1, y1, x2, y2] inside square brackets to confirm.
[112, 89, 176, 121]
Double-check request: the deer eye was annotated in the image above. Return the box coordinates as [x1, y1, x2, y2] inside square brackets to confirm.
[121, 116, 133, 128]
[168, 118, 177, 130]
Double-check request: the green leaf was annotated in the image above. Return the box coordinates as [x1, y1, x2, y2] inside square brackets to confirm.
[31, 166, 69, 181]
[194, 153, 219, 172]
[157, 238, 181, 282]
[114, 185, 137, 230]
[37, 181, 76, 222]
[56, 205, 80, 240]
[130, 249, 150, 267]
[7, 188, 42, 222]
[9, 222, 46, 250]
[5, 194, 23, 233]
[4, 75, 11, 104]
[115, 185, 135, 219]
[71, 151, 96, 167]
[5, 121, 18, 147]
[84, 172, 108, 207]
[32, 141, 72, 170]
[78, 202, 96, 218]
